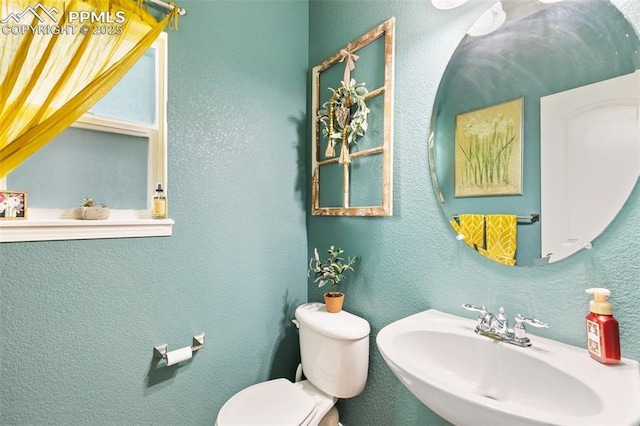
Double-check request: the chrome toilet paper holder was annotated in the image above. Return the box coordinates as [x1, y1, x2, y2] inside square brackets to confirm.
[154, 333, 205, 360]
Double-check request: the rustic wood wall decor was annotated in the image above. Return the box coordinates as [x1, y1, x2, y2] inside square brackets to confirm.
[311, 17, 395, 216]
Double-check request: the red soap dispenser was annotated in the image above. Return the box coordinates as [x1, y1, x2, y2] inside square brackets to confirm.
[585, 288, 620, 365]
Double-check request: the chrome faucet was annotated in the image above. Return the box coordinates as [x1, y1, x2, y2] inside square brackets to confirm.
[461, 304, 548, 347]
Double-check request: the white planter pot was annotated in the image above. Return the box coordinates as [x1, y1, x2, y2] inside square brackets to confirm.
[73, 207, 110, 220]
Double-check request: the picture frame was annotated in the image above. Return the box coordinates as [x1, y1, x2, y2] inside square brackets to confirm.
[454, 98, 524, 197]
[311, 17, 395, 216]
[0, 191, 27, 220]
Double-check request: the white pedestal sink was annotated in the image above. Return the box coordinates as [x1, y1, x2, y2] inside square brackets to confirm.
[376, 309, 640, 426]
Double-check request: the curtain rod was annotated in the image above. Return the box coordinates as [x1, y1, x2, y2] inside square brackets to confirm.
[146, 0, 187, 16]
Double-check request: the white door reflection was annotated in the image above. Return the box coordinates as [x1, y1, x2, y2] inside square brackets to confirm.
[540, 70, 640, 263]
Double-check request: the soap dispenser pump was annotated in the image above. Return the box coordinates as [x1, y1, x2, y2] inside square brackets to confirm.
[585, 288, 620, 365]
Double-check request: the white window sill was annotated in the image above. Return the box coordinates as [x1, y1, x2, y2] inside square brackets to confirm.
[0, 209, 173, 243]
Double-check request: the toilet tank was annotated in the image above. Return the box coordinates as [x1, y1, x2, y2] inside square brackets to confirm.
[295, 303, 370, 398]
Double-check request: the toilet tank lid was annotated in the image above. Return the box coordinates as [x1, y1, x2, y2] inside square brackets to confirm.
[295, 303, 370, 340]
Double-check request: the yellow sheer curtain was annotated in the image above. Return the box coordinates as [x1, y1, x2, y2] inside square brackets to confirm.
[0, 0, 177, 178]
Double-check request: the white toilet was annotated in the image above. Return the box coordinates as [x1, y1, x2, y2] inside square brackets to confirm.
[216, 302, 371, 426]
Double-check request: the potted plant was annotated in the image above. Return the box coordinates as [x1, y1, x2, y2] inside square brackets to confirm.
[73, 197, 109, 220]
[308, 245, 357, 313]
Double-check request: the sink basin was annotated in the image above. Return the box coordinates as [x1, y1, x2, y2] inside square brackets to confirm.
[376, 309, 640, 426]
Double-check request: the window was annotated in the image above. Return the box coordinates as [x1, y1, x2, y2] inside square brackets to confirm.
[0, 33, 172, 242]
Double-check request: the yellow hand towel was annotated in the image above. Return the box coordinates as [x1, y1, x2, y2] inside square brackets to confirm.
[450, 219, 461, 235]
[477, 247, 517, 266]
[485, 214, 517, 260]
[458, 214, 485, 250]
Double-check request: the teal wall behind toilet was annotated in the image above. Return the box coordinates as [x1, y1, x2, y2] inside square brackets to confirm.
[2, 1, 640, 425]
[307, 1, 640, 424]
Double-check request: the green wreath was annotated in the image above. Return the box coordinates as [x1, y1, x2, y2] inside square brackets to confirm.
[317, 79, 369, 163]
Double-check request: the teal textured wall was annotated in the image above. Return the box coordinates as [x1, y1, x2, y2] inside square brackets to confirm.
[0, 0, 308, 424]
[3, 1, 640, 425]
[308, 1, 640, 425]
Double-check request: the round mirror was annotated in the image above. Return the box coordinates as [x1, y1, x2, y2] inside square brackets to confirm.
[430, 0, 640, 266]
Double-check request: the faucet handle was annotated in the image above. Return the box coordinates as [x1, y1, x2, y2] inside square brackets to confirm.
[462, 304, 488, 326]
[461, 304, 487, 316]
[515, 314, 548, 328]
[514, 314, 549, 339]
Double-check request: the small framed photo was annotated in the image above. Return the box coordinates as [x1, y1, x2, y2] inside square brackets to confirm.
[0, 191, 27, 220]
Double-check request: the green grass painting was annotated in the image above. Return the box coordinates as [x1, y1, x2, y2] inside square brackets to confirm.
[454, 98, 523, 197]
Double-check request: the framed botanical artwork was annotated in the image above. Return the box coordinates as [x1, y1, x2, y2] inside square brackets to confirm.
[454, 98, 524, 197]
[0, 191, 27, 220]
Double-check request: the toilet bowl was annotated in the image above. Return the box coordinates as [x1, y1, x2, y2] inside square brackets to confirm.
[216, 379, 336, 426]
[215, 303, 370, 426]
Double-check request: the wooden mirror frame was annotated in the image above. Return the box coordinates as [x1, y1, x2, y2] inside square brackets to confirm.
[311, 17, 395, 216]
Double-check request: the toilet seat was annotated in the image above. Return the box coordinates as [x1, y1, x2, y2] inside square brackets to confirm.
[217, 378, 317, 425]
